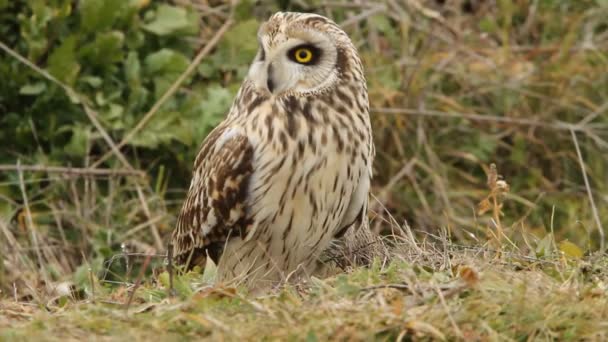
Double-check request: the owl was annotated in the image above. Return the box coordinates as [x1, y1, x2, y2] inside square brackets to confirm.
[171, 12, 374, 291]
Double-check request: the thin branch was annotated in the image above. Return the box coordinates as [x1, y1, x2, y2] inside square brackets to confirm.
[124, 251, 154, 314]
[134, 186, 164, 250]
[118, 215, 166, 241]
[167, 243, 176, 297]
[570, 129, 605, 252]
[340, 5, 386, 28]
[0, 164, 146, 178]
[372, 107, 578, 131]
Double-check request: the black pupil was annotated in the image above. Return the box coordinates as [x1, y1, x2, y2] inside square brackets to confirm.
[299, 50, 308, 59]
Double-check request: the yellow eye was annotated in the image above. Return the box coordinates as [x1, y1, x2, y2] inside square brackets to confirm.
[293, 48, 313, 64]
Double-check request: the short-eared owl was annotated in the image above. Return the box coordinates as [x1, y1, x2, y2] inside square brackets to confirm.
[171, 12, 374, 290]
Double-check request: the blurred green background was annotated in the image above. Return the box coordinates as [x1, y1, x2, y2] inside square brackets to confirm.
[1, 0, 607, 291]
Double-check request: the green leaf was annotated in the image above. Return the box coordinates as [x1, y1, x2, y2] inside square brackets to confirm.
[197, 63, 215, 78]
[535, 233, 555, 258]
[64, 125, 90, 156]
[479, 17, 497, 33]
[48, 35, 81, 86]
[212, 19, 259, 74]
[305, 331, 318, 342]
[80, 31, 125, 67]
[335, 274, 359, 297]
[73, 257, 104, 297]
[81, 76, 103, 88]
[80, 0, 126, 34]
[130, 111, 191, 148]
[559, 240, 584, 259]
[19, 1, 54, 61]
[19, 82, 46, 95]
[145, 49, 189, 75]
[145, 49, 190, 97]
[125, 51, 141, 87]
[510, 133, 527, 165]
[234, 0, 258, 21]
[100, 103, 126, 130]
[178, 84, 234, 150]
[470, 133, 498, 162]
[142, 5, 198, 36]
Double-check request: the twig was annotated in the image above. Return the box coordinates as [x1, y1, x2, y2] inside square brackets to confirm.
[91, 13, 235, 169]
[134, 186, 164, 250]
[570, 129, 605, 252]
[167, 243, 176, 297]
[340, 5, 386, 28]
[361, 284, 411, 291]
[372, 107, 578, 131]
[118, 215, 166, 240]
[124, 251, 154, 313]
[0, 164, 146, 178]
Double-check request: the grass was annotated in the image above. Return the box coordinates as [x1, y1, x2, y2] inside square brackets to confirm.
[1, 0, 608, 340]
[2, 238, 608, 340]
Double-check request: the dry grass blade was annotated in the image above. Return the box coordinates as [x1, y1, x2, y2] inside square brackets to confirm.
[16, 160, 50, 294]
[570, 129, 605, 252]
[0, 165, 146, 178]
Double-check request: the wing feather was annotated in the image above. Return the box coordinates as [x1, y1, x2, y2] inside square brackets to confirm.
[171, 126, 254, 269]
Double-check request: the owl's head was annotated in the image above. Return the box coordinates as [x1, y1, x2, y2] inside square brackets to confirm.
[247, 12, 364, 97]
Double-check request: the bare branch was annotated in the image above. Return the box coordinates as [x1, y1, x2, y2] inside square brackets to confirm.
[0, 164, 146, 178]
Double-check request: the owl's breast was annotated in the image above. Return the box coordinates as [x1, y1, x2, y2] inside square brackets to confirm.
[239, 110, 368, 270]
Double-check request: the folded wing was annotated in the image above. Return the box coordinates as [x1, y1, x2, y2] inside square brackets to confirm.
[171, 127, 254, 269]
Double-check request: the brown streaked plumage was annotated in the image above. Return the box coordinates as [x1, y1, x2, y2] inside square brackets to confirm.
[171, 12, 375, 291]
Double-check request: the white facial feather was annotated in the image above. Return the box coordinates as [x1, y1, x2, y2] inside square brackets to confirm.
[247, 25, 340, 96]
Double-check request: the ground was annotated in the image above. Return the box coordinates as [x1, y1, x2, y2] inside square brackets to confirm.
[2, 239, 608, 340]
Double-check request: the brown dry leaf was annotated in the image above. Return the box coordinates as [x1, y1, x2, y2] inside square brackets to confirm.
[194, 285, 237, 300]
[478, 163, 510, 216]
[477, 198, 492, 216]
[136, 0, 150, 9]
[17, 209, 27, 231]
[458, 266, 480, 287]
[109, 286, 130, 301]
[391, 295, 404, 316]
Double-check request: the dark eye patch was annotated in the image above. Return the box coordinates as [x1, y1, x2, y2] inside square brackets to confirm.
[287, 44, 322, 65]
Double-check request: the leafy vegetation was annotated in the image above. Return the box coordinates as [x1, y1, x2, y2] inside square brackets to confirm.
[1, 0, 607, 339]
